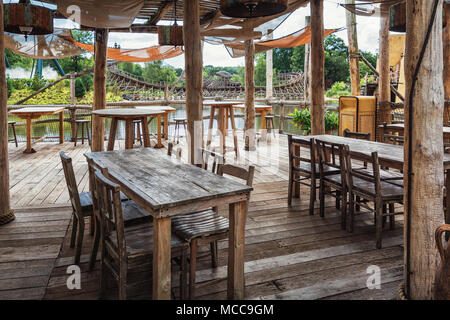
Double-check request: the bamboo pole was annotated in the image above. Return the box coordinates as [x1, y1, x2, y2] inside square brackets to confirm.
[444, 2, 450, 125]
[0, 2, 14, 226]
[183, 0, 203, 164]
[310, 0, 325, 135]
[244, 39, 256, 151]
[377, 4, 391, 141]
[404, 0, 444, 300]
[346, 0, 360, 96]
[304, 16, 311, 103]
[92, 29, 108, 152]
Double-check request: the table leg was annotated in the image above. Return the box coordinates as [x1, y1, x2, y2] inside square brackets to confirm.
[24, 118, 35, 154]
[107, 118, 118, 151]
[153, 217, 172, 300]
[225, 107, 229, 135]
[229, 107, 239, 157]
[141, 116, 152, 148]
[164, 113, 169, 140]
[228, 200, 247, 300]
[218, 107, 225, 155]
[59, 111, 64, 144]
[154, 115, 164, 148]
[206, 106, 215, 148]
[125, 119, 134, 149]
[260, 110, 267, 140]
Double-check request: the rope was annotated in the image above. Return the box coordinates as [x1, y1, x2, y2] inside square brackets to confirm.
[397, 282, 408, 300]
[0, 209, 15, 225]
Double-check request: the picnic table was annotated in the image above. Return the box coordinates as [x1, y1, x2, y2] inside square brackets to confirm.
[85, 148, 252, 300]
[92, 108, 165, 150]
[291, 134, 450, 224]
[10, 107, 65, 154]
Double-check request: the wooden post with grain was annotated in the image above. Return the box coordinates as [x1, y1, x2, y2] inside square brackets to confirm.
[404, 0, 444, 300]
[444, 1, 450, 125]
[266, 29, 274, 99]
[244, 39, 256, 151]
[310, 0, 325, 135]
[183, 0, 203, 164]
[304, 16, 311, 104]
[346, 0, 360, 96]
[0, 2, 14, 225]
[92, 28, 108, 152]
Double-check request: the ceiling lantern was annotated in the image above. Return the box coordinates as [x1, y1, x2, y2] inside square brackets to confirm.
[158, 25, 183, 46]
[220, 0, 288, 18]
[389, 2, 406, 33]
[4, 3, 53, 41]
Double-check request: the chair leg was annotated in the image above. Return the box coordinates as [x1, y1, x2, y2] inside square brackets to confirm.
[12, 124, 18, 147]
[336, 190, 341, 210]
[341, 189, 347, 230]
[183, 122, 187, 142]
[89, 218, 100, 271]
[175, 122, 179, 144]
[180, 249, 188, 300]
[375, 200, 383, 249]
[210, 241, 218, 268]
[74, 123, 78, 147]
[189, 239, 198, 299]
[81, 122, 85, 145]
[389, 203, 395, 230]
[382, 205, 387, 228]
[118, 270, 127, 300]
[90, 215, 95, 235]
[319, 182, 325, 218]
[70, 213, 78, 248]
[87, 123, 91, 146]
[137, 122, 142, 146]
[347, 193, 355, 233]
[309, 177, 316, 215]
[74, 217, 85, 265]
[287, 171, 293, 208]
[355, 196, 361, 212]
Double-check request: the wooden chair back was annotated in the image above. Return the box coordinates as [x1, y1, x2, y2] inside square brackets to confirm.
[94, 168, 126, 264]
[198, 148, 224, 174]
[287, 134, 317, 174]
[218, 164, 255, 187]
[60, 152, 83, 219]
[343, 129, 371, 141]
[86, 157, 109, 221]
[382, 122, 404, 145]
[315, 139, 347, 184]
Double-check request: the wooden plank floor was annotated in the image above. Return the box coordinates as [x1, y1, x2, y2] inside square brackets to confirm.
[2, 133, 404, 300]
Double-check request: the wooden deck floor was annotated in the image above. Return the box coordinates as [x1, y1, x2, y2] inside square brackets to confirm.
[1, 134, 404, 300]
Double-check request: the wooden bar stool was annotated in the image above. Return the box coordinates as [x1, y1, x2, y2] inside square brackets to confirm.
[74, 119, 91, 146]
[265, 114, 275, 136]
[8, 121, 18, 147]
[133, 119, 143, 146]
[173, 117, 187, 144]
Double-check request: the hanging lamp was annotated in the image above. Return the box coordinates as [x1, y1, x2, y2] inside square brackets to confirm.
[220, 0, 288, 18]
[158, 0, 183, 46]
[389, 2, 406, 32]
[4, 1, 53, 41]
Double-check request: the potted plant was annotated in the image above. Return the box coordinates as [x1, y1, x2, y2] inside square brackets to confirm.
[288, 108, 339, 135]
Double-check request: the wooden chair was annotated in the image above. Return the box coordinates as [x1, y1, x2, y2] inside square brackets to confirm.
[197, 148, 224, 174]
[171, 163, 255, 299]
[94, 168, 188, 300]
[287, 135, 340, 215]
[86, 157, 149, 270]
[8, 121, 18, 147]
[382, 122, 404, 145]
[344, 147, 404, 248]
[315, 139, 349, 229]
[343, 129, 371, 141]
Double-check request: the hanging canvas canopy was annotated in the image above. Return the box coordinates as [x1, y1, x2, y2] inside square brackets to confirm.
[340, 0, 405, 18]
[225, 26, 342, 58]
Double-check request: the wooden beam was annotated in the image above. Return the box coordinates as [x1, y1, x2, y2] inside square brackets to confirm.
[346, 0, 360, 96]
[266, 29, 274, 99]
[92, 29, 108, 152]
[444, 1, 450, 125]
[404, 0, 444, 300]
[0, 1, 14, 226]
[310, 0, 325, 135]
[244, 39, 256, 151]
[183, 0, 203, 164]
[202, 28, 262, 39]
[148, 1, 174, 25]
[304, 16, 311, 103]
[377, 4, 391, 141]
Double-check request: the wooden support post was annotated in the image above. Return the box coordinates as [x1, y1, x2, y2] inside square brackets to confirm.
[183, 0, 203, 164]
[304, 16, 311, 104]
[244, 39, 256, 151]
[377, 4, 391, 141]
[92, 29, 108, 152]
[266, 29, 273, 99]
[404, 0, 444, 300]
[444, 2, 450, 125]
[310, 0, 325, 135]
[346, 0, 360, 96]
[0, 2, 14, 225]
[70, 74, 76, 142]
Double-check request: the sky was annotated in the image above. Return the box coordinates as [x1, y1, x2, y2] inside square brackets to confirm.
[105, 1, 382, 69]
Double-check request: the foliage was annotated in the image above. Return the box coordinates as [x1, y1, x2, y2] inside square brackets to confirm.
[254, 53, 266, 86]
[288, 108, 339, 133]
[290, 46, 305, 72]
[30, 75, 47, 92]
[5, 49, 33, 70]
[325, 81, 351, 98]
[75, 78, 86, 98]
[142, 61, 178, 84]
[6, 77, 13, 98]
[273, 48, 294, 71]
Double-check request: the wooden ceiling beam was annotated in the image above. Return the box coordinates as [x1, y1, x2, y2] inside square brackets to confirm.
[147, 1, 174, 25]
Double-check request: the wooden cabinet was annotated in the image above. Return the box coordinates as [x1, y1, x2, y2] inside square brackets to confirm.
[338, 96, 377, 141]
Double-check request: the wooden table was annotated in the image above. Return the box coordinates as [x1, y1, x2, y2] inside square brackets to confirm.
[234, 104, 273, 139]
[92, 108, 165, 150]
[379, 123, 450, 140]
[291, 134, 450, 223]
[203, 100, 240, 156]
[136, 106, 176, 140]
[84, 148, 252, 300]
[10, 107, 65, 153]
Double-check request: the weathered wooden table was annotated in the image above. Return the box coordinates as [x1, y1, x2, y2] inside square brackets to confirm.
[292, 134, 450, 223]
[203, 100, 240, 156]
[379, 123, 450, 140]
[10, 107, 65, 153]
[85, 148, 252, 300]
[136, 106, 176, 141]
[92, 108, 165, 150]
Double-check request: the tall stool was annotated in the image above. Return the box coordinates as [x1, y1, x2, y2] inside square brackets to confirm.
[74, 119, 91, 146]
[8, 121, 18, 147]
[173, 117, 187, 144]
[265, 114, 275, 136]
[133, 119, 143, 146]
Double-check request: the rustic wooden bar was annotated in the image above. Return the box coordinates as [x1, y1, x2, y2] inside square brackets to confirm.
[84, 148, 252, 300]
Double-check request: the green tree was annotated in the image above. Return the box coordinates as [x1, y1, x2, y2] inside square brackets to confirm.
[290, 46, 305, 72]
[75, 78, 86, 98]
[142, 61, 177, 84]
[254, 53, 266, 86]
[273, 48, 294, 72]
